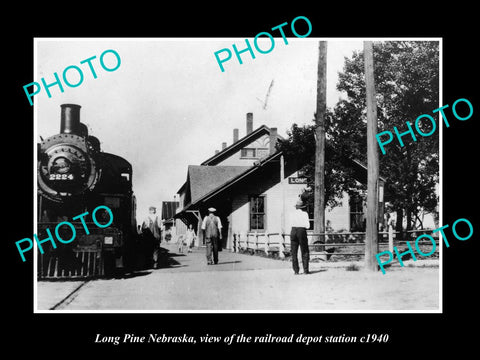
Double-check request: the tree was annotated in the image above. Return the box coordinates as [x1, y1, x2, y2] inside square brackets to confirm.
[278, 41, 439, 235]
[333, 41, 439, 233]
[277, 120, 363, 214]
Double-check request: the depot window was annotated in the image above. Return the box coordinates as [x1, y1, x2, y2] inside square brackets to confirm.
[250, 195, 266, 231]
[349, 193, 366, 231]
[241, 147, 269, 159]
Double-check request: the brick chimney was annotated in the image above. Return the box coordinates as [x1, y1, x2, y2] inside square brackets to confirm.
[269, 127, 278, 154]
[246, 112, 253, 134]
[222, 142, 227, 150]
[215, 150, 220, 154]
[233, 128, 239, 143]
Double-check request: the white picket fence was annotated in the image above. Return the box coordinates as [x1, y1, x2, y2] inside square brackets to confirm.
[232, 228, 439, 259]
[232, 232, 286, 258]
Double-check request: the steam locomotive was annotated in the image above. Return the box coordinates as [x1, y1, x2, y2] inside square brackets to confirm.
[37, 104, 137, 278]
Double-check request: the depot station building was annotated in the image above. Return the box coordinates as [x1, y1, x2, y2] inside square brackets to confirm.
[173, 113, 385, 250]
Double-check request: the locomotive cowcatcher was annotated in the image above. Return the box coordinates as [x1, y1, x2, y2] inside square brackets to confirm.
[37, 104, 137, 278]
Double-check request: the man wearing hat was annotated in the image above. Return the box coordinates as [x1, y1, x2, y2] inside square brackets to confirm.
[201, 207, 223, 265]
[141, 206, 162, 269]
[287, 199, 311, 275]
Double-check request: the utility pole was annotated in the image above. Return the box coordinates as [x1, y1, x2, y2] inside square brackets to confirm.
[314, 41, 327, 250]
[364, 41, 379, 271]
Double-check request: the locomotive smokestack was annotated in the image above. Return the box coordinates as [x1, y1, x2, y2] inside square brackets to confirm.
[60, 104, 82, 135]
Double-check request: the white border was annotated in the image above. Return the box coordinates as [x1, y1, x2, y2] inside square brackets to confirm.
[33, 37, 443, 314]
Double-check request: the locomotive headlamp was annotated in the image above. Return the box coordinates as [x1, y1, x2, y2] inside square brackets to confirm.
[51, 156, 71, 174]
[38, 134, 100, 202]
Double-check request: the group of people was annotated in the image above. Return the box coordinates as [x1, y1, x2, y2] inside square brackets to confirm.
[139, 201, 311, 276]
[177, 224, 197, 254]
[139, 205, 222, 268]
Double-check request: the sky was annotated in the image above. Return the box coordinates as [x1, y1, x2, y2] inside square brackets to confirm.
[35, 38, 364, 221]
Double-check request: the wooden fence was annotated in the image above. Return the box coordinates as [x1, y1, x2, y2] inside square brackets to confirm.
[232, 229, 440, 259]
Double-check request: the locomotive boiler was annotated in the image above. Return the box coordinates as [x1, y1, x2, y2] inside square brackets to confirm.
[37, 104, 137, 278]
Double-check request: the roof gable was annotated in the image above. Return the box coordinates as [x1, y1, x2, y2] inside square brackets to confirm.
[187, 165, 251, 204]
[201, 125, 278, 166]
[177, 152, 282, 212]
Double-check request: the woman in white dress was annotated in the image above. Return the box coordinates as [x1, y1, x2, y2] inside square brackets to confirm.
[185, 224, 196, 253]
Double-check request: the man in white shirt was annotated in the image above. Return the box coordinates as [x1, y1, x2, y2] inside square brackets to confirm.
[287, 199, 311, 275]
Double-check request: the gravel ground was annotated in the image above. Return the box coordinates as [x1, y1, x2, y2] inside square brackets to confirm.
[36, 243, 440, 312]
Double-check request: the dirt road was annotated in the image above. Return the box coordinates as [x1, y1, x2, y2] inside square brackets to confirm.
[36, 243, 440, 312]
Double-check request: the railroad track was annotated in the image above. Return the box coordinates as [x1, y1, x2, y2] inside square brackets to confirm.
[49, 280, 90, 310]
